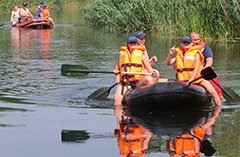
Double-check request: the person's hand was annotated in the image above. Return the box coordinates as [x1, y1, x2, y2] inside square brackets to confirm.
[152, 70, 158, 78]
[113, 69, 119, 75]
[150, 56, 158, 63]
[169, 45, 176, 55]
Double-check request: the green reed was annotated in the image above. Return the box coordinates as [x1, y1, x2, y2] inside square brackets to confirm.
[84, 0, 240, 39]
[0, 0, 90, 12]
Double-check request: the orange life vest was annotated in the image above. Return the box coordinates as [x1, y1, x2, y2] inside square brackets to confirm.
[175, 46, 204, 84]
[174, 126, 206, 156]
[118, 46, 146, 83]
[41, 7, 50, 18]
[118, 122, 146, 156]
[198, 40, 206, 53]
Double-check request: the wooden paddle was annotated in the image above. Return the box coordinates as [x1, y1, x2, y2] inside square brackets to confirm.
[0, 21, 11, 27]
[87, 83, 118, 100]
[61, 64, 152, 77]
[189, 67, 240, 102]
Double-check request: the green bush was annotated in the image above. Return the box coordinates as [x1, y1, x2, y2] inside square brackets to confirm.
[84, 0, 240, 39]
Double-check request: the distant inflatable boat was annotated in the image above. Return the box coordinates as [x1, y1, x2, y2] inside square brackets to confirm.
[123, 81, 212, 110]
[13, 18, 53, 29]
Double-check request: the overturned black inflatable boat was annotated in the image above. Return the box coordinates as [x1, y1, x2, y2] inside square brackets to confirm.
[123, 81, 212, 110]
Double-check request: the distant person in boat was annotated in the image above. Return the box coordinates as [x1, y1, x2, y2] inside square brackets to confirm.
[41, 4, 55, 28]
[113, 36, 159, 105]
[190, 31, 224, 102]
[20, 2, 33, 22]
[33, 1, 45, 19]
[10, 4, 20, 26]
[166, 36, 221, 106]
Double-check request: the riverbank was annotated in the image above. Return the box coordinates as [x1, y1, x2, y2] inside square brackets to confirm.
[0, 0, 91, 12]
[84, 0, 240, 40]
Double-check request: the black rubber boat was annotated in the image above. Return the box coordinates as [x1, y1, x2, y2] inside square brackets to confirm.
[123, 81, 212, 110]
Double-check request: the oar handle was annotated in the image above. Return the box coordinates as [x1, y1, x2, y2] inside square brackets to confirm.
[86, 71, 153, 75]
[119, 72, 153, 75]
[188, 76, 203, 85]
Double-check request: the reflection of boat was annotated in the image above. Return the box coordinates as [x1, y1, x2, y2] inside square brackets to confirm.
[14, 18, 53, 29]
[123, 81, 212, 110]
[125, 107, 210, 136]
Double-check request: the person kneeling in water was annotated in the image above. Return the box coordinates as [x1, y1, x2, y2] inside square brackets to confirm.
[166, 36, 221, 106]
[113, 36, 159, 106]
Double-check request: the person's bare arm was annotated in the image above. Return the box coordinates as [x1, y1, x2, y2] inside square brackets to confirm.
[113, 59, 120, 75]
[166, 45, 176, 66]
[27, 9, 33, 17]
[142, 54, 154, 73]
[187, 53, 200, 83]
[205, 57, 213, 67]
[10, 11, 14, 21]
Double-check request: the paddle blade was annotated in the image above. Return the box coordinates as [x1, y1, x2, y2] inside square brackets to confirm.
[222, 87, 240, 102]
[87, 87, 110, 100]
[61, 64, 90, 77]
[201, 67, 217, 80]
[61, 130, 89, 143]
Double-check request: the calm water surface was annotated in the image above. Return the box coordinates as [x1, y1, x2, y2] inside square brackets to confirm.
[0, 10, 239, 157]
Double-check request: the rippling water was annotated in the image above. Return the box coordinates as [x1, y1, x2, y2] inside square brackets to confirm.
[0, 10, 239, 157]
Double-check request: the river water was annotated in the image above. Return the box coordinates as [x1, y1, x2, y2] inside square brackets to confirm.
[0, 10, 239, 157]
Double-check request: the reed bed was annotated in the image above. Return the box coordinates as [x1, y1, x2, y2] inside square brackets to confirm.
[0, 0, 89, 12]
[84, 0, 240, 39]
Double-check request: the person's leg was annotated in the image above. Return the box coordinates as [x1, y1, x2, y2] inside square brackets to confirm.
[48, 17, 55, 28]
[200, 80, 221, 106]
[136, 72, 159, 88]
[114, 84, 127, 106]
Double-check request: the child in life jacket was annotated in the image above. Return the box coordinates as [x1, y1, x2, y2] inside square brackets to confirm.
[41, 4, 55, 28]
[166, 36, 221, 106]
[113, 36, 159, 105]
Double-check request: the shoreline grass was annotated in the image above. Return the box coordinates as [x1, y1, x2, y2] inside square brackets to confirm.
[84, 0, 240, 40]
[0, 0, 91, 13]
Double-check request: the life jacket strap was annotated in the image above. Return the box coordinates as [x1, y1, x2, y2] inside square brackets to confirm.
[122, 63, 142, 67]
[176, 68, 195, 72]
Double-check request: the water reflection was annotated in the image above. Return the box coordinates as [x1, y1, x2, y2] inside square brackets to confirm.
[9, 27, 53, 95]
[165, 107, 220, 157]
[114, 106, 153, 156]
[114, 104, 221, 156]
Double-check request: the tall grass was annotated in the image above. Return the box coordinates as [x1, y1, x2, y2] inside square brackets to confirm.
[0, 0, 90, 12]
[84, 0, 240, 39]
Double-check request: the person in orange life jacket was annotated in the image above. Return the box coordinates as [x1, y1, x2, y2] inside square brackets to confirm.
[20, 2, 33, 22]
[132, 31, 160, 78]
[132, 31, 158, 66]
[190, 32, 224, 102]
[166, 36, 221, 106]
[41, 4, 55, 28]
[113, 36, 159, 106]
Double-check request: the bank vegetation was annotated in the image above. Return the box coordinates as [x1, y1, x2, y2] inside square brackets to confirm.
[84, 0, 240, 39]
[0, 0, 90, 12]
